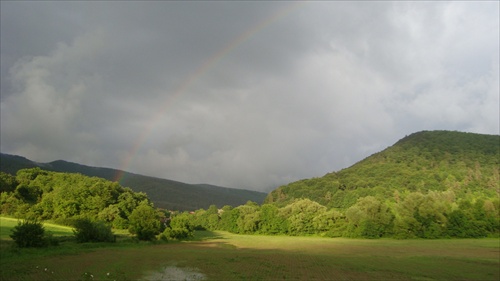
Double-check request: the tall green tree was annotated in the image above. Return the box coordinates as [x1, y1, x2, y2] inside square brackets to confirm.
[128, 201, 162, 240]
[219, 205, 239, 233]
[235, 201, 260, 234]
[258, 204, 287, 234]
[312, 209, 346, 237]
[280, 199, 326, 235]
[346, 196, 393, 238]
[0, 172, 17, 193]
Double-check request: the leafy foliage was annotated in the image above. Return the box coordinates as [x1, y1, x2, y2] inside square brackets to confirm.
[73, 218, 115, 243]
[159, 211, 194, 240]
[265, 131, 499, 209]
[128, 201, 162, 240]
[0, 168, 151, 229]
[0, 172, 17, 193]
[10, 219, 47, 248]
[345, 196, 393, 238]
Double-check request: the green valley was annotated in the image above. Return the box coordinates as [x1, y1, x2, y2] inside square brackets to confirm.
[0, 130, 499, 280]
[1, 131, 499, 239]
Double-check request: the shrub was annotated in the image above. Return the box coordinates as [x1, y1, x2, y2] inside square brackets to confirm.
[159, 213, 194, 241]
[73, 218, 115, 243]
[160, 227, 192, 241]
[10, 219, 47, 248]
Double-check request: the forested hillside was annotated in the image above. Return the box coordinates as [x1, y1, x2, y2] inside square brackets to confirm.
[0, 168, 153, 229]
[0, 154, 267, 210]
[184, 131, 499, 238]
[266, 131, 499, 208]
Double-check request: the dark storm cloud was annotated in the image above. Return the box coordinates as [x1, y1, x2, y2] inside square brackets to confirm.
[1, 1, 498, 190]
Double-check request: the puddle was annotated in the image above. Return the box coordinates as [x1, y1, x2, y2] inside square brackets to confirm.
[141, 265, 206, 281]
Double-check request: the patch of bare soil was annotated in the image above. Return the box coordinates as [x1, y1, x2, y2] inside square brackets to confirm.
[141, 265, 206, 281]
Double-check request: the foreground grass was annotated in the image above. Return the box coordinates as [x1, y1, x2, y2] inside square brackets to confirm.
[1, 227, 499, 281]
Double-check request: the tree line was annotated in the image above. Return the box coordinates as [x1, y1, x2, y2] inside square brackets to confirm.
[2, 166, 498, 241]
[183, 189, 499, 238]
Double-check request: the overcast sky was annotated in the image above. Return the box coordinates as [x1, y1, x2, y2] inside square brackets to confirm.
[1, 1, 499, 191]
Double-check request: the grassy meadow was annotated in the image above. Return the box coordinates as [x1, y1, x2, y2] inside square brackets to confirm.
[1, 217, 499, 281]
[0, 217, 74, 239]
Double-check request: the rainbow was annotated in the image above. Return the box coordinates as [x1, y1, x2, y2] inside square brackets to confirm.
[114, 2, 306, 184]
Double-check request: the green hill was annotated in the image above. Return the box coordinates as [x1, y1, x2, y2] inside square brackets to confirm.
[0, 154, 39, 175]
[0, 154, 266, 211]
[265, 130, 499, 209]
[0, 168, 150, 229]
[104, 130, 497, 238]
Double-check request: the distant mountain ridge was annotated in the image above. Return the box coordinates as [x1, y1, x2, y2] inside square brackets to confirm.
[265, 130, 500, 208]
[0, 153, 267, 210]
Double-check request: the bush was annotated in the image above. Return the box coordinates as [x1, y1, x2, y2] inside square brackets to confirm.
[159, 212, 195, 241]
[10, 219, 47, 248]
[159, 227, 193, 241]
[73, 218, 115, 243]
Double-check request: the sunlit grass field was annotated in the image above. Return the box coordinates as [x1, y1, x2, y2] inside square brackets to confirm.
[0, 217, 74, 240]
[1, 217, 499, 281]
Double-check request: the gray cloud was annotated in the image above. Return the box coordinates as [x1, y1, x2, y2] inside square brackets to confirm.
[1, 2, 498, 191]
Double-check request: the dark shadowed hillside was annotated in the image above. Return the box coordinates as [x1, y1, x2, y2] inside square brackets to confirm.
[265, 130, 500, 209]
[0, 154, 266, 210]
[0, 154, 40, 174]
